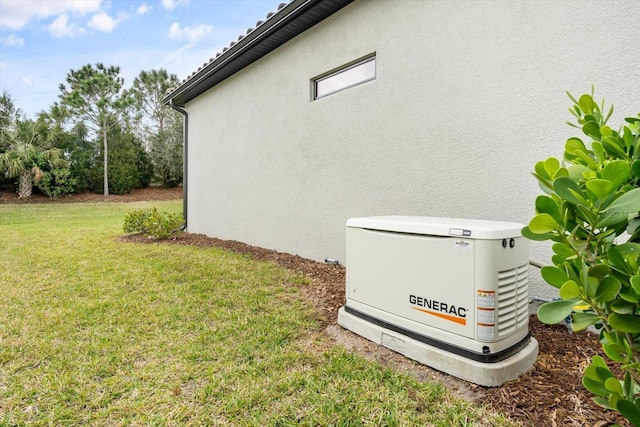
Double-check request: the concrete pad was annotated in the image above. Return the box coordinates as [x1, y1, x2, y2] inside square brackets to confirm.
[338, 307, 539, 387]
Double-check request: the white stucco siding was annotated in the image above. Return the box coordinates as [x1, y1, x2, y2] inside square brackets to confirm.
[186, 0, 640, 299]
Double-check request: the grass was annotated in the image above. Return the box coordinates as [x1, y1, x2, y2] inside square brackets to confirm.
[0, 200, 516, 426]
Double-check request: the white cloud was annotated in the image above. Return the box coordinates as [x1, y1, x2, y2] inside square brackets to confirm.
[156, 44, 193, 69]
[87, 11, 119, 32]
[48, 14, 83, 38]
[136, 3, 152, 15]
[168, 22, 212, 42]
[0, 33, 24, 47]
[161, 0, 189, 11]
[21, 76, 32, 86]
[0, 0, 102, 29]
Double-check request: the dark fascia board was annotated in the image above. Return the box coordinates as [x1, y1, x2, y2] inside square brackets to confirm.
[162, 0, 355, 107]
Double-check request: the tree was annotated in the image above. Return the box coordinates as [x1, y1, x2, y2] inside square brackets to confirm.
[65, 123, 99, 193]
[37, 104, 97, 194]
[131, 69, 183, 186]
[0, 119, 67, 198]
[59, 63, 133, 195]
[37, 102, 69, 130]
[0, 91, 23, 191]
[149, 128, 183, 187]
[87, 122, 153, 195]
[31, 105, 80, 199]
[0, 90, 23, 136]
[131, 69, 180, 142]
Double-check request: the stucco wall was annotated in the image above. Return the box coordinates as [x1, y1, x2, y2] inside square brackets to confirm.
[186, 0, 640, 299]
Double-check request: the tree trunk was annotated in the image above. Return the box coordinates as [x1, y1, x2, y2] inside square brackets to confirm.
[18, 171, 33, 199]
[103, 124, 109, 196]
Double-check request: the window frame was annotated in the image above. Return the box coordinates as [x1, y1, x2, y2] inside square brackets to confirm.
[312, 55, 376, 100]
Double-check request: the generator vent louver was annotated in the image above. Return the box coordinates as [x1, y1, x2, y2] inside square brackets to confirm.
[497, 264, 529, 336]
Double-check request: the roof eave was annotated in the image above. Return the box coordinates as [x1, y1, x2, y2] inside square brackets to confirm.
[162, 0, 355, 107]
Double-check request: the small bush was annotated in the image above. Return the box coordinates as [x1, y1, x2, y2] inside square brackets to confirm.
[37, 167, 77, 200]
[123, 207, 183, 239]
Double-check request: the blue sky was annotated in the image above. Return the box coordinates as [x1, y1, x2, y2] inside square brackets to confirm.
[0, 0, 282, 118]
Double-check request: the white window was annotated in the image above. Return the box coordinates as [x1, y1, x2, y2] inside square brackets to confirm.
[313, 56, 376, 99]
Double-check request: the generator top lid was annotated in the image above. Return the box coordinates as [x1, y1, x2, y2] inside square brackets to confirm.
[346, 216, 524, 240]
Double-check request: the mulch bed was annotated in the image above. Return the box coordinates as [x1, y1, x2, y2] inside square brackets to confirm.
[0, 186, 184, 204]
[3, 187, 625, 426]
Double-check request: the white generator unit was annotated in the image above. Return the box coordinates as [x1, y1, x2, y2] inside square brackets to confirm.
[338, 216, 538, 386]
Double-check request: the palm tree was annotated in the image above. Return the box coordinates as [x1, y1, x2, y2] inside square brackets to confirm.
[0, 119, 67, 198]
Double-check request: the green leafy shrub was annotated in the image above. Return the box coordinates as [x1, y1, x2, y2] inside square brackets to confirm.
[36, 167, 77, 199]
[523, 89, 640, 425]
[123, 207, 183, 239]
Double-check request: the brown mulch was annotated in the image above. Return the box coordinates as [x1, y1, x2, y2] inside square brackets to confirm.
[3, 187, 625, 426]
[0, 186, 183, 204]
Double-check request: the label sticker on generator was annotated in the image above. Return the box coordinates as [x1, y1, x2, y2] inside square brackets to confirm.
[477, 323, 495, 341]
[453, 240, 472, 250]
[477, 290, 496, 341]
[449, 228, 472, 237]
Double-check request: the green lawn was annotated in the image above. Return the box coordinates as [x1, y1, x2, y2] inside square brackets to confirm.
[0, 200, 515, 426]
